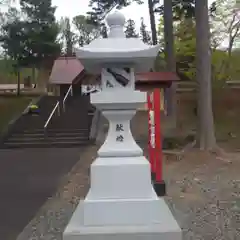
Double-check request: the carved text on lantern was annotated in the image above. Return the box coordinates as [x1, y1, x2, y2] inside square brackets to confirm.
[116, 123, 124, 142]
[116, 123, 124, 132]
[116, 135, 124, 142]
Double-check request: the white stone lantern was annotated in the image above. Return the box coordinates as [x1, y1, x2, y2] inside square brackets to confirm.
[64, 11, 182, 240]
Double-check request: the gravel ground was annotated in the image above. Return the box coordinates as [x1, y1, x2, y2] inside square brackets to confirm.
[164, 151, 240, 240]
[16, 146, 240, 240]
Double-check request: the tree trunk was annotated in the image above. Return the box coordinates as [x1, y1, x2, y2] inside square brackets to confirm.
[32, 67, 36, 85]
[17, 70, 20, 96]
[37, 68, 49, 93]
[195, 0, 216, 150]
[66, 41, 73, 56]
[226, 33, 237, 81]
[163, 0, 177, 127]
[148, 0, 158, 45]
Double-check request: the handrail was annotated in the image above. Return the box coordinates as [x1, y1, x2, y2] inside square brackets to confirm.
[44, 101, 60, 131]
[63, 85, 73, 112]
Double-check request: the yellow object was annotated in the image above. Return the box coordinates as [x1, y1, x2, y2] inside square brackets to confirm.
[29, 104, 39, 110]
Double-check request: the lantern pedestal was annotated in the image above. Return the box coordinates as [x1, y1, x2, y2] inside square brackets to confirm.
[63, 90, 181, 240]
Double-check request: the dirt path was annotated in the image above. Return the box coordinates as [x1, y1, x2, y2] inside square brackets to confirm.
[0, 147, 84, 240]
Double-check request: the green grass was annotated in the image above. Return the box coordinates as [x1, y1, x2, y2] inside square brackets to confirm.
[0, 96, 33, 132]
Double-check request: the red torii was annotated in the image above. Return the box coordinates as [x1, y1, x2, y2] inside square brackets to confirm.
[135, 71, 179, 197]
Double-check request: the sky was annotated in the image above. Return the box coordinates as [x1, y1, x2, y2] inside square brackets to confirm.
[52, 0, 151, 29]
[4, 0, 216, 30]
[52, 0, 215, 30]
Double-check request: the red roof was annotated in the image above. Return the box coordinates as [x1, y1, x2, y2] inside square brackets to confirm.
[49, 57, 84, 84]
[136, 72, 180, 82]
[49, 57, 179, 86]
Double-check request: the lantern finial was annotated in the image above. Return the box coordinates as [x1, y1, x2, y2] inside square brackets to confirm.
[106, 11, 126, 38]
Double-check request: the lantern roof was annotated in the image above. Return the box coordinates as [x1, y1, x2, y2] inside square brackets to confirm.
[75, 11, 160, 74]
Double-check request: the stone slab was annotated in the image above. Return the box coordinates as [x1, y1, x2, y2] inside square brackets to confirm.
[63, 199, 182, 240]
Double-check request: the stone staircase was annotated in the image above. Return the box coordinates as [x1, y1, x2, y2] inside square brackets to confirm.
[1, 95, 95, 148]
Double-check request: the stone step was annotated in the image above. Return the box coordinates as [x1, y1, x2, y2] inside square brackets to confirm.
[48, 122, 91, 128]
[11, 131, 89, 137]
[11, 96, 59, 132]
[2, 140, 92, 149]
[47, 125, 92, 131]
[15, 128, 90, 134]
[1, 95, 95, 149]
[7, 136, 89, 142]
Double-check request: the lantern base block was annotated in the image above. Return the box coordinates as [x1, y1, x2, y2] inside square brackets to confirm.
[63, 199, 182, 240]
[153, 180, 166, 197]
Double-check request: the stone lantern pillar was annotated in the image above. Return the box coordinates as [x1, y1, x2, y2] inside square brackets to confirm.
[63, 11, 182, 240]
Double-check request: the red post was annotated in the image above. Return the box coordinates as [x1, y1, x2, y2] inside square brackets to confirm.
[147, 92, 155, 174]
[153, 89, 163, 182]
